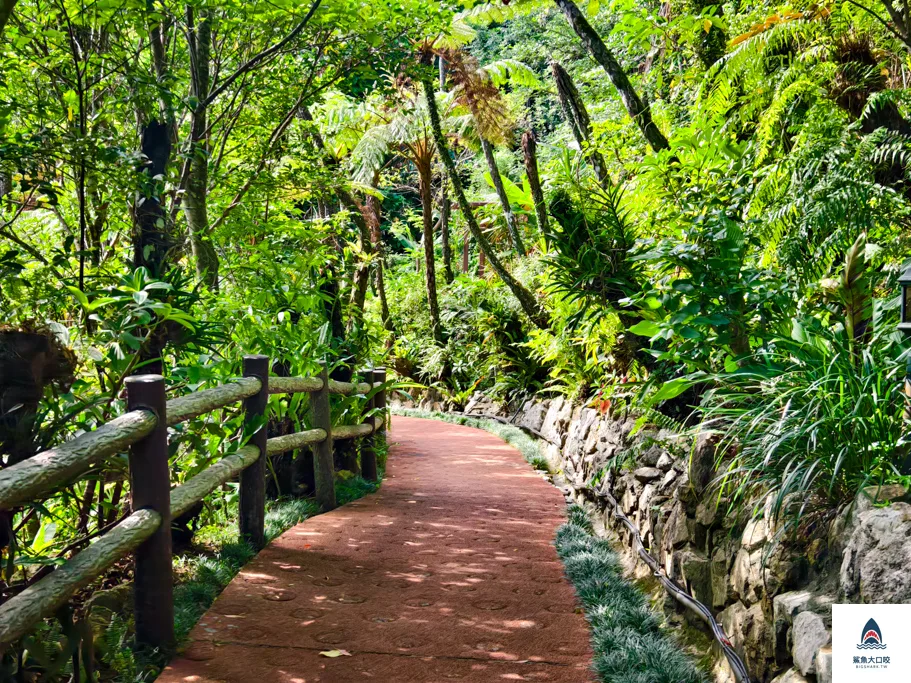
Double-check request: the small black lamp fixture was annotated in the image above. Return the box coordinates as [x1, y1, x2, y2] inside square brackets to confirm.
[900, 262, 911, 475]
[900, 262, 911, 335]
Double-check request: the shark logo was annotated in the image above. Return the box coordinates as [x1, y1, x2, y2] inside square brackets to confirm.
[857, 618, 887, 650]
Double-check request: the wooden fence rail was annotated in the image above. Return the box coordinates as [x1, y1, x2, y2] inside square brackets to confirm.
[0, 357, 387, 651]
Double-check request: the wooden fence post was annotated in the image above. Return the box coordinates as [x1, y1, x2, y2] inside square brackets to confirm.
[240, 355, 268, 549]
[361, 368, 377, 482]
[312, 361, 336, 511]
[125, 374, 174, 651]
[374, 366, 387, 436]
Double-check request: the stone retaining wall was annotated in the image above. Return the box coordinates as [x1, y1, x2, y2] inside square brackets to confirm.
[399, 392, 911, 683]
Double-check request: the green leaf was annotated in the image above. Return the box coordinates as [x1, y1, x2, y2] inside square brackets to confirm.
[67, 286, 89, 308]
[628, 320, 661, 337]
[650, 378, 692, 404]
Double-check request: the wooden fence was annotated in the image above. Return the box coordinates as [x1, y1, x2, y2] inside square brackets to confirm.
[0, 356, 387, 651]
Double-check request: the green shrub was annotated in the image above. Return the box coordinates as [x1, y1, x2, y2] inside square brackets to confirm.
[701, 324, 909, 526]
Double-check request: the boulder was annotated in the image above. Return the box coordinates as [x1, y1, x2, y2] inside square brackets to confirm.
[674, 548, 712, 605]
[656, 452, 674, 471]
[731, 548, 764, 605]
[770, 669, 810, 683]
[516, 400, 548, 433]
[582, 417, 604, 455]
[664, 501, 691, 549]
[633, 467, 662, 483]
[659, 468, 678, 492]
[741, 518, 769, 551]
[690, 430, 719, 494]
[816, 646, 832, 683]
[719, 600, 772, 678]
[564, 408, 598, 459]
[840, 502, 911, 603]
[87, 583, 134, 650]
[639, 444, 663, 467]
[638, 484, 656, 516]
[541, 396, 572, 447]
[791, 611, 830, 675]
[773, 591, 812, 663]
[696, 499, 718, 526]
[854, 484, 911, 515]
[773, 590, 812, 626]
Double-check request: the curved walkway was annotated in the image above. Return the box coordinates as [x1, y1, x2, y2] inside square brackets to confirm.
[160, 416, 594, 682]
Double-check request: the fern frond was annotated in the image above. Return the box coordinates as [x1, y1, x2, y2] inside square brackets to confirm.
[348, 124, 392, 183]
[456, 0, 548, 26]
[479, 58, 543, 89]
[436, 19, 478, 49]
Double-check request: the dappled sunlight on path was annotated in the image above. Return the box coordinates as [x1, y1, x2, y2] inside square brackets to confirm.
[158, 416, 594, 682]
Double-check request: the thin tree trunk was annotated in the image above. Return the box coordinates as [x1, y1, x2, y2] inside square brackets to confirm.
[551, 61, 610, 187]
[552, 0, 669, 152]
[185, 7, 219, 288]
[365, 177, 393, 333]
[481, 138, 524, 255]
[438, 57, 455, 283]
[420, 63, 549, 330]
[418, 161, 443, 344]
[461, 231, 469, 273]
[76, 479, 97, 534]
[376, 261, 392, 333]
[439, 178, 454, 283]
[522, 130, 548, 234]
[0, 0, 16, 35]
[184, 19, 216, 284]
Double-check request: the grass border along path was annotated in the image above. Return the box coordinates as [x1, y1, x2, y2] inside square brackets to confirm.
[394, 408, 707, 683]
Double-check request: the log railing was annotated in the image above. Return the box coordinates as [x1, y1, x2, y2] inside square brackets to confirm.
[0, 356, 387, 651]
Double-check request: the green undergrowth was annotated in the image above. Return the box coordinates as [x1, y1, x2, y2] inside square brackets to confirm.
[394, 409, 706, 683]
[393, 407, 551, 471]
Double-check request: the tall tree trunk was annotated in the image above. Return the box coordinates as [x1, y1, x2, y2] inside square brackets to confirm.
[347, 201, 373, 331]
[461, 231, 469, 274]
[365, 179, 393, 333]
[0, 0, 16, 35]
[376, 261, 392, 333]
[551, 61, 610, 187]
[438, 58, 454, 284]
[552, 0, 669, 152]
[481, 138, 524, 255]
[522, 130, 548, 234]
[185, 7, 219, 288]
[418, 160, 443, 344]
[439, 177, 454, 283]
[133, 120, 172, 278]
[420, 63, 549, 330]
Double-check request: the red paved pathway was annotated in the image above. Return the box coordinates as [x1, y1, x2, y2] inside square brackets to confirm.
[159, 416, 594, 682]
